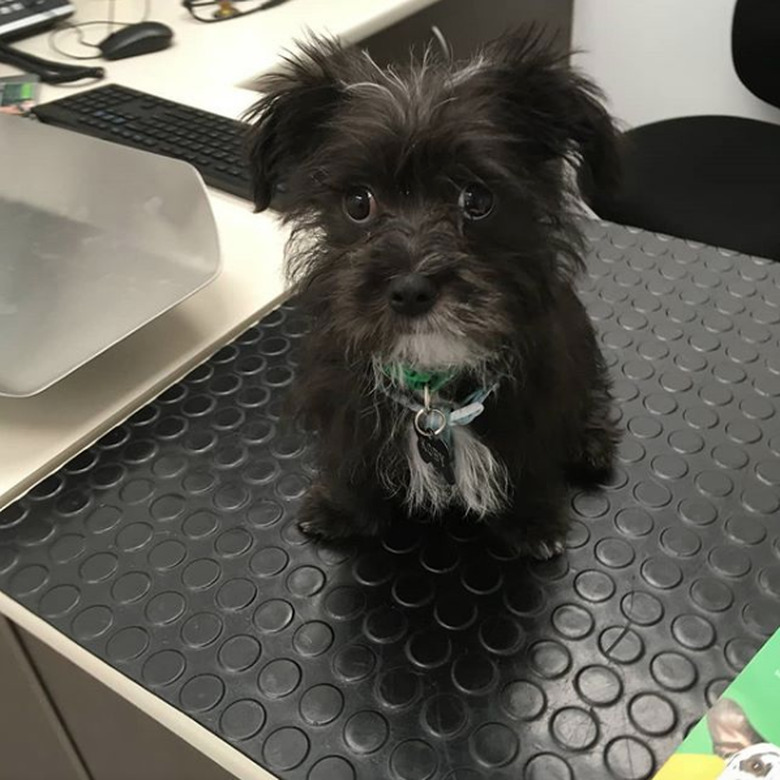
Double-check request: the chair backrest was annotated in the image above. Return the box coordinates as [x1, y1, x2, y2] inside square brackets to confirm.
[732, 0, 780, 109]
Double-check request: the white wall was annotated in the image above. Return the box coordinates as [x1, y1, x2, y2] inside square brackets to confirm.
[572, 0, 780, 129]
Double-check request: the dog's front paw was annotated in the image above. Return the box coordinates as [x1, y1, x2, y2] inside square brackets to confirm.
[489, 502, 570, 561]
[297, 485, 346, 540]
[297, 484, 386, 540]
[568, 424, 619, 486]
[297, 515, 331, 539]
[584, 425, 619, 475]
[527, 538, 566, 560]
[514, 537, 566, 561]
[491, 527, 567, 560]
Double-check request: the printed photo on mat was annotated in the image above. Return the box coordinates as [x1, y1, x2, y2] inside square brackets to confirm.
[0, 75, 39, 116]
[655, 629, 780, 779]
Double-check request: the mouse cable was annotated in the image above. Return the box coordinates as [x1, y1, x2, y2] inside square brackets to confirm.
[48, 0, 151, 61]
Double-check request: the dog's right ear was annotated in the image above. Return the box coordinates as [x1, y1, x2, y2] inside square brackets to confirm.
[244, 37, 346, 212]
[477, 28, 621, 195]
[707, 698, 765, 759]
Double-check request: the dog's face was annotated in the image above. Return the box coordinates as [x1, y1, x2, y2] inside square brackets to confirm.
[709, 698, 780, 779]
[247, 33, 618, 369]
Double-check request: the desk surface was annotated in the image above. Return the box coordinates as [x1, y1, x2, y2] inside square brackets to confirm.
[1, 220, 779, 780]
[0, 0, 438, 512]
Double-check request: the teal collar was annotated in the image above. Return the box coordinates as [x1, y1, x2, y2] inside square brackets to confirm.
[382, 364, 458, 393]
[379, 362, 500, 429]
[380, 375, 499, 430]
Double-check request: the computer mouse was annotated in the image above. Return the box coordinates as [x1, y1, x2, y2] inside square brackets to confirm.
[98, 22, 174, 61]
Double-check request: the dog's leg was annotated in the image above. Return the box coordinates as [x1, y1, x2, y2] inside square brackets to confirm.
[297, 481, 390, 540]
[488, 488, 570, 560]
[568, 370, 619, 482]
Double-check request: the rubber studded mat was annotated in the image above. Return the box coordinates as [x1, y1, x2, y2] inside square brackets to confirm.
[1, 220, 780, 780]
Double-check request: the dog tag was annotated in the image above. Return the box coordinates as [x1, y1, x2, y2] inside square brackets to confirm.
[418, 434, 456, 485]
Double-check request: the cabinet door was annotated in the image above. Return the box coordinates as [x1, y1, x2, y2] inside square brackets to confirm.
[0, 618, 88, 780]
[18, 629, 238, 780]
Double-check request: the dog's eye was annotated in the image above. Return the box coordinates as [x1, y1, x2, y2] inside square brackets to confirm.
[459, 183, 494, 221]
[343, 187, 376, 223]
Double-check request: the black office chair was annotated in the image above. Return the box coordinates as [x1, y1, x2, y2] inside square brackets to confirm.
[582, 0, 780, 260]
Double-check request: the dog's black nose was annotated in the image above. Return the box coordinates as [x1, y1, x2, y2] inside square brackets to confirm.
[388, 273, 437, 316]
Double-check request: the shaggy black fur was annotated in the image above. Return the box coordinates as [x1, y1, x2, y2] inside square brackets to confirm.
[246, 30, 620, 558]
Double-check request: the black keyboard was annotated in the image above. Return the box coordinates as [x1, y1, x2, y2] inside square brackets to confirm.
[0, 0, 73, 41]
[33, 84, 253, 202]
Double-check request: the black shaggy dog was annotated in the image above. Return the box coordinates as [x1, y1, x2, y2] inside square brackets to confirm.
[247, 30, 620, 558]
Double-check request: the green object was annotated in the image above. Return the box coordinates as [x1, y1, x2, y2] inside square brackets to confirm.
[677, 628, 780, 756]
[0, 75, 39, 114]
[654, 628, 780, 779]
[382, 364, 457, 393]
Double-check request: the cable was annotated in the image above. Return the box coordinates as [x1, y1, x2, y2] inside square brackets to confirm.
[0, 43, 104, 83]
[49, 22, 107, 60]
[48, 0, 152, 61]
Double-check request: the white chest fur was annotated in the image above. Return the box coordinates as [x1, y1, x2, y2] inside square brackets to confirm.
[405, 423, 509, 518]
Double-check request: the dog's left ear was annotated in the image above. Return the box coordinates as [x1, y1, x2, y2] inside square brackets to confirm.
[707, 698, 765, 759]
[244, 37, 347, 212]
[480, 30, 621, 192]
